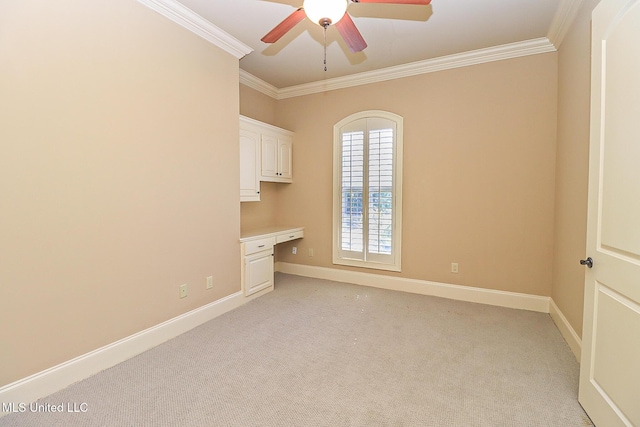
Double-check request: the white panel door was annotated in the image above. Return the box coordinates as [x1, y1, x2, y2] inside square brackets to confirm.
[579, 1, 640, 426]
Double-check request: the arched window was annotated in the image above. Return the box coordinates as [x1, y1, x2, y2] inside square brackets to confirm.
[333, 111, 403, 271]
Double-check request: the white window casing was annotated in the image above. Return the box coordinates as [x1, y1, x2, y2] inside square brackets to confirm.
[333, 111, 403, 272]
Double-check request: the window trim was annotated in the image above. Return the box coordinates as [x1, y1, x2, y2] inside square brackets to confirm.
[332, 110, 403, 272]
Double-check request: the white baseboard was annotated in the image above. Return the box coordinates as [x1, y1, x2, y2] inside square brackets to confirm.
[549, 298, 582, 362]
[1, 268, 576, 412]
[275, 262, 550, 313]
[0, 291, 245, 410]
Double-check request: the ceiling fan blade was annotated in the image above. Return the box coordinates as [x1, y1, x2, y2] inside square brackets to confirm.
[335, 13, 367, 53]
[261, 8, 306, 43]
[352, 0, 431, 4]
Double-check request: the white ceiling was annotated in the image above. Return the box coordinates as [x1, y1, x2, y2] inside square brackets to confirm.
[175, 0, 575, 90]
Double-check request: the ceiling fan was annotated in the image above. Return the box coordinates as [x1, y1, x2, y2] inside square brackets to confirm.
[261, 0, 432, 54]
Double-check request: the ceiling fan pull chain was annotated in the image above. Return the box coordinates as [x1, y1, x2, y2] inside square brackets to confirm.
[323, 25, 328, 72]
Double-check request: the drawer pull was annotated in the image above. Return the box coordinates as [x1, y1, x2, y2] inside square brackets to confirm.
[289, 235, 294, 238]
[258, 244, 265, 248]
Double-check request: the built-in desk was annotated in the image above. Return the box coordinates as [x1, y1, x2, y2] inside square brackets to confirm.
[240, 226, 304, 297]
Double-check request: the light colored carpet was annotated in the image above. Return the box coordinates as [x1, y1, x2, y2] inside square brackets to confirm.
[1, 273, 593, 426]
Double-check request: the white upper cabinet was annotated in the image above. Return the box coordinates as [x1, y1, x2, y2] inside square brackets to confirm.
[260, 132, 292, 183]
[239, 116, 293, 202]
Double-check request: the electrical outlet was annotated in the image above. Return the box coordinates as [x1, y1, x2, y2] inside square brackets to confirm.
[292, 246, 297, 255]
[451, 263, 459, 273]
[308, 248, 314, 257]
[206, 276, 213, 290]
[179, 284, 188, 298]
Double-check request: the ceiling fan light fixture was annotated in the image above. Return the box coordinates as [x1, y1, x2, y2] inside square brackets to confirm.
[303, 0, 348, 27]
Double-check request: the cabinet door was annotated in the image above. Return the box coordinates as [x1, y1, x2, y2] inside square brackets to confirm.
[278, 137, 292, 181]
[261, 134, 278, 179]
[244, 249, 274, 296]
[240, 128, 260, 202]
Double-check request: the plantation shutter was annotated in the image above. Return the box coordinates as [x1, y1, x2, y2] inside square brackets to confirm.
[338, 117, 396, 265]
[340, 120, 366, 260]
[368, 127, 394, 256]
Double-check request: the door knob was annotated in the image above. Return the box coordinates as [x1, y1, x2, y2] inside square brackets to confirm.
[580, 257, 594, 268]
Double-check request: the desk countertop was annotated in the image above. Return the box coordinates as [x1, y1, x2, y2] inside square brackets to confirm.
[240, 225, 304, 242]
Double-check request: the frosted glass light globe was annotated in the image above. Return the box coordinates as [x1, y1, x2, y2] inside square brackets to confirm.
[303, 0, 348, 26]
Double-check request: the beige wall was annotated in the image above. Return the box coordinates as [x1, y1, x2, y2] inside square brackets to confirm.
[551, 0, 601, 338]
[240, 84, 278, 124]
[271, 53, 558, 296]
[0, 0, 241, 386]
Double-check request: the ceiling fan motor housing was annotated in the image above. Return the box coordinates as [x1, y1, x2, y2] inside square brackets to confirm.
[303, 0, 348, 26]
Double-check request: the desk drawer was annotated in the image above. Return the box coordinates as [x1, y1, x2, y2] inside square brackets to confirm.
[244, 236, 276, 255]
[276, 230, 304, 244]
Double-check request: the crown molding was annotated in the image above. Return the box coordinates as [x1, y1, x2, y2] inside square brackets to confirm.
[547, 0, 585, 49]
[239, 70, 280, 99]
[137, 0, 252, 59]
[241, 38, 556, 99]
